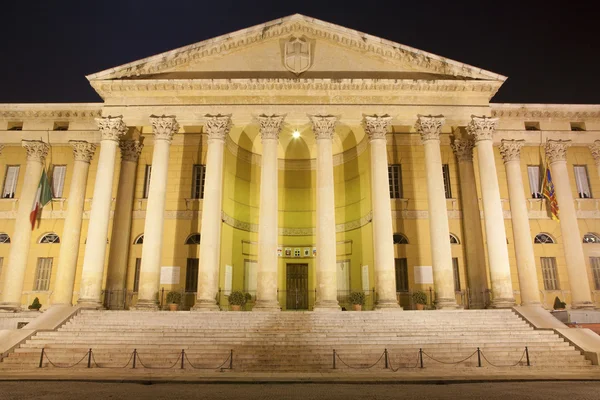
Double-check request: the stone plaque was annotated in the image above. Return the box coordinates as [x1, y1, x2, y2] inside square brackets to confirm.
[160, 266, 180, 284]
[414, 266, 434, 284]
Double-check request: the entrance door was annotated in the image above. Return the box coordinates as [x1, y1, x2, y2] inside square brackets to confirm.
[286, 263, 308, 310]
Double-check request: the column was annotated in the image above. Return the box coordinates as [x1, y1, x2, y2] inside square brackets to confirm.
[499, 140, 542, 306]
[52, 141, 96, 306]
[135, 116, 179, 309]
[78, 116, 126, 308]
[546, 139, 594, 309]
[468, 116, 515, 308]
[365, 115, 401, 310]
[415, 115, 458, 309]
[253, 114, 284, 311]
[311, 115, 340, 311]
[194, 114, 231, 311]
[589, 141, 600, 180]
[0, 140, 49, 310]
[451, 138, 489, 309]
[104, 139, 143, 308]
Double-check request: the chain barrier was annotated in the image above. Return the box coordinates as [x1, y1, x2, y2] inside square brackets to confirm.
[39, 348, 91, 369]
[183, 350, 233, 370]
[333, 350, 386, 370]
[479, 348, 528, 367]
[91, 351, 135, 369]
[422, 349, 479, 365]
[386, 349, 421, 371]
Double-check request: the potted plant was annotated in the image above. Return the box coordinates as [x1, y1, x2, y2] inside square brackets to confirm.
[412, 291, 428, 310]
[229, 291, 249, 311]
[166, 291, 182, 311]
[553, 296, 567, 311]
[349, 291, 365, 311]
[28, 297, 42, 311]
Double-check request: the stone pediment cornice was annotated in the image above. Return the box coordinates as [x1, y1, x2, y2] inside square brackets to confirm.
[491, 103, 600, 119]
[0, 104, 102, 119]
[86, 14, 505, 83]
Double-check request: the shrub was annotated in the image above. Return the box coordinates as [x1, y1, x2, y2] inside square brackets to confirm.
[28, 297, 42, 310]
[553, 296, 567, 310]
[349, 291, 365, 305]
[229, 291, 248, 306]
[166, 291, 182, 305]
[412, 291, 428, 305]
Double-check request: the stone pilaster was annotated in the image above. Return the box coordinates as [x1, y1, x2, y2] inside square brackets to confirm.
[468, 116, 515, 308]
[253, 114, 285, 311]
[194, 114, 231, 311]
[416, 115, 458, 309]
[589, 141, 600, 181]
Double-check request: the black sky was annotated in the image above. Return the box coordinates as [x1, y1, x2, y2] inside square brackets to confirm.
[1, 0, 598, 104]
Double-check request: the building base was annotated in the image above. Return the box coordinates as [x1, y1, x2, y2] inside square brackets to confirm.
[435, 298, 460, 310]
[191, 299, 220, 311]
[313, 300, 340, 312]
[130, 299, 159, 311]
[375, 299, 402, 311]
[489, 297, 517, 309]
[572, 301, 596, 310]
[252, 299, 281, 312]
[76, 299, 104, 309]
[0, 302, 21, 312]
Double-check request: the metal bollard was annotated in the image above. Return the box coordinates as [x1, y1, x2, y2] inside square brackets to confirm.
[38, 348, 45, 368]
[477, 347, 482, 367]
[87, 348, 92, 368]
[181, 349, 185, 369]
[132, 349, 137, 369]
[525, 346, 530, 367]
[419, 348, 424, 369]
[384, 349, 389, 369]
[333, 349, 336, 369]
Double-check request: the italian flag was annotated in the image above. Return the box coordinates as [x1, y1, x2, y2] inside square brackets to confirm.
[30, 169, 52, 230]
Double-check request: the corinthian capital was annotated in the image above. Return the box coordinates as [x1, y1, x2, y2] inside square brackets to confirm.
[545, 139, 571, 164]
[415, 115, 444, 142]
[119, 140, 144, 162]
[589, 140, 600, 164]
[310, 115, 338, 140]
[364, 114, 392, 141]
[96, 115, 127, 142]
[467, 115, 498, 142]
[450, 138, 474, 162]
[204, 114, 232, 142]
[69, 141, 96, 163]
[22, 140, 49, 163]
[150, 115, 179, 142]
[257, 114, 285, 141]
[499, 139, 524, 163]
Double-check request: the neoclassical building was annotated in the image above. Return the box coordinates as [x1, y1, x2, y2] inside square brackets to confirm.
[0, 14, 599, 312]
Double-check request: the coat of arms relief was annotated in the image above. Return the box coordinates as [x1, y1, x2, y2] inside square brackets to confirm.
[282, 36, 313, 75]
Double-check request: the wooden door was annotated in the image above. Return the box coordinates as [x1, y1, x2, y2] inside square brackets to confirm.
[286, 263, 308, 310]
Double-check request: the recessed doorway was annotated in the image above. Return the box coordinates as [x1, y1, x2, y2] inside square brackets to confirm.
[286, 263, 308, 310]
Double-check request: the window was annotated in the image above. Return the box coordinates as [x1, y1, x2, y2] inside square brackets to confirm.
[185, 258, 199, 292]
[541, 257, 560, 290]
[294, 248, 301, 257]
[143, 165, 152, 199]
[388, 164, 402, 199]
[51, 165, 66, 198]
[392, 233, 409, 245]
[0, 257, 4, 289]
[192, 165, 206, 199]
[2, 165, 20, 199]
[534, 233, 555, 244]
[7, 122, 23, 131]
[133, 234, 144, 245]
[442, 164, 452, 199]
[524, 122, 540, 131]
[583, 233, 600, 244]
[394, 258, 408, 292]
[39, 233, 60, 244]
[452, 258, 461, 292]
[185, 233, 201, 245]
[34, 257, 53, 291]
[0, 233, 10, 243]
[590, 257, 600, 290]
[574, 165, 592, 198]
[449, 233, 460, 244]
[133, 258, 141, 292]
[570, 122, 586, 132]
[53, 122, 69, 131]
[527, 166, 542, 199]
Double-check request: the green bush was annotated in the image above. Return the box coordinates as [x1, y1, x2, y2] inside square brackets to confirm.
[412, 291, 428, 305]
[349, 291, 365, 305]
[553, 296, 566, 310]
[28, 297, 42, 310]
[229, 291, 248, 306]
[166, 291, 182, 304]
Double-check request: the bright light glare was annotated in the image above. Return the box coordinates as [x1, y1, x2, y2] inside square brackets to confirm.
[292, 130, 301, 138]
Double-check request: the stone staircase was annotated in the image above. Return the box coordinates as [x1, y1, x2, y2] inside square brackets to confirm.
[0, 309, 593, 371]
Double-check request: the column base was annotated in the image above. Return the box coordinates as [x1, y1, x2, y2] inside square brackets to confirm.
[0, 302, 21, 312]
[313, 300, 340, 312]
[192, 299, 220, 311]
[435, 298, 460, 310]
[252, 299, 281, 312]
[375, 299, 402, 311]
[76, 298, 104, 310]
[571, 301, 596, 310]
[489, 297, 516, 309]
[130, 299, 159, 311]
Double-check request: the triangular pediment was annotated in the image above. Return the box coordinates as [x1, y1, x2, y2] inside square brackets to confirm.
[87, 14, 505, 83]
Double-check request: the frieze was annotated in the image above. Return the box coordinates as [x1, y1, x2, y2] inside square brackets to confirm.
[0, 108, 102, 119]
[491, 107, 600, 119]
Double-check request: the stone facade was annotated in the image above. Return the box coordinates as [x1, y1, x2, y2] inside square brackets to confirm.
[0, 14, 599, 311]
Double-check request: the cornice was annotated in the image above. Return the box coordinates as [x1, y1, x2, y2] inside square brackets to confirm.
[491, 104, 600, 119]
[0, 104, 102, 119]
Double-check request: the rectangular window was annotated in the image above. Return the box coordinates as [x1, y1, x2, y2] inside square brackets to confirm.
[34, 258, 53, 291]
[2, 165, 20, 199]
[388, 164, 402, 199]
[192, 164, 206, 199]
[185, 258, 199, 292]
[51, 165, 67, 198]
[53, 121, 69, 131]
[527, 165, 542, 199]
[394, 258, 408, 292]
[524, 122, 540, 131]
[143, 165, 152, 199]
[452, 258, 461, 292]
[442, 164, 452, 199]
[7, 121, 23, 131]
[133, 258, 141, 292]
[541, 257, 560, 290]
[574, 165, 592, 199]
[590, 257, 600, 290]
[570, 122, 586, 131]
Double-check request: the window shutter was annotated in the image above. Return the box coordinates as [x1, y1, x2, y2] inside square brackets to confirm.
[574, 166, 591, 198]
[442, 164, 452, 198]
[52, 165, 66, 198]
[3, 166, 20, 198]
[527, 166, 541, 198]
[143, 165, 152, 198]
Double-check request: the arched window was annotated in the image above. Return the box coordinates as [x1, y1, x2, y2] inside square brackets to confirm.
[392, 233, 409, 245]
[133, 234, 144, 245]
[449, 233, 460, 244]
[583, 233, 600, 244]
[534, 233, 555, 244]
[39, 233, 60, 244]
[0, 233, 10, 243]
[185, 233, 201, 245]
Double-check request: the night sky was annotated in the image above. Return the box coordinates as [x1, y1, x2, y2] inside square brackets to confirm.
[1, 0, 598, 104]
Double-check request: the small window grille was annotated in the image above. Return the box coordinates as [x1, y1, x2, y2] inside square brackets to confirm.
[534, 233, 555, 244]
[388, 164, 402, 199]
[0, 233, 10, 243]
[392, 233, 409, 244]
[583, 233, 600, 244]
[185, 233, 201, 245]
[192, 165, 206, 199]
[449, 234, 460, 244]
[133, 234, 144, 245]
[39, 233, 60, 244]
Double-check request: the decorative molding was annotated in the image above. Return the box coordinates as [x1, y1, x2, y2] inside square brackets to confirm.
[589, 140, 600, 164]
[545, 139, 571, 164]
[22, 140, 49, 163]
[96, 115, 127, 142]
[204, 114, 232, 142]
[450, 138, 474, 162]
[0, 107, 102, 119]
[499, 139, 524, 163]
[119, 140, 144, 162]
[415, 114, 444, 142]
[491, 105, 600, 119]
[310, 115, 338, 140]
[364, 115, 392, 141]
[69, 141, 96, 163]
[149, 115, 179, 142]
[467, 115, 498, 142]
[257, 114, 285, 141]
